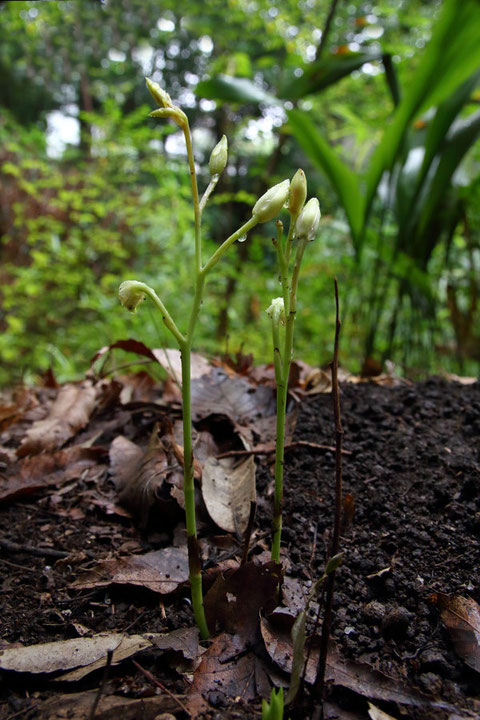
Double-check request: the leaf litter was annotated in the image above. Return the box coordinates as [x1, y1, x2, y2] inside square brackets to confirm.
[0, 349, 479, 719]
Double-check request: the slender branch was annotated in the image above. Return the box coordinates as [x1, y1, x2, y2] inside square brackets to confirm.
[183, 119, 202, 274]
[201, 216, 258, 276]
[199, 174, 220, 214]
[314, 277, 344, 704]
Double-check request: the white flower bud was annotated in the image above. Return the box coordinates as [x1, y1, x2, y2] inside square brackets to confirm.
[145, 77, 173, 108]
[296, 197, 321, 241]
[209, 135, 228, 176]
[252, 179, 290, 223]
[118, 281, 146, 314]
[288, 169, 307, 216]
[266, 297, 286, 326]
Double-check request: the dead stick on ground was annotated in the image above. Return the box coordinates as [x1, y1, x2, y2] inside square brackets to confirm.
[0, 538, 69, 559]
[313, 278, 344, 713]
[88, 649, 113, 720]
[216, 440, 351, 460]
[132, 660, 192, 718]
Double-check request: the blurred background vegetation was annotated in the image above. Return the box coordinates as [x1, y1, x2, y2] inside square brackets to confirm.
[0, 0, 479, 386]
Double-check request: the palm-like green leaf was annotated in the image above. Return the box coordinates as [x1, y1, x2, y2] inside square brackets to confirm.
[287, 109, 364, 248]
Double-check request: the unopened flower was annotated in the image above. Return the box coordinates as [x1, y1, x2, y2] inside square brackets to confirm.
[288, 169, 307, 216]
[266, 297, 286, 325]
[145, 77, 173, 108]
[209, 135, 228, 176]
[118, 281, 146, 314]
[296, 197, 321, 241]
[252, 179, 290, 223]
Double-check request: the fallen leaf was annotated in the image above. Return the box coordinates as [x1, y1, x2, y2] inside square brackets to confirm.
[191, 368, 276, 427]
[0, 633, 160, 677]
[435, 593, 480, 672]
[368, 702, 399, 720]
[110, 422, 193, 527]
[35, 690, 183, 719]
[0, 446, 104, 503]
[17, 382, 98, 457]
[187, 633, 259, 716]
[150, 626, 199, 662]
[204, 561, 281, 644]
[201, 454, 256, 535]
[153, 347, 212, 384]
[261, 619, 453, 711]
[71, 547, 189, 594]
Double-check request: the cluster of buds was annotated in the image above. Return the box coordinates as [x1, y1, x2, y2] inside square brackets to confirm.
[252, 169, 320, 240]
[146, 77, 188, 129]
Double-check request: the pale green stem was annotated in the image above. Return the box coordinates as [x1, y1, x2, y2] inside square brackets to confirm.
[202, 216, 259, 276]
[199, 174, 220, 214]
[271, 236, 308, 563]
[270, 317, 286, 564]
[183, 119, 202, 274]
[125, 281, 185, 346]
[274, 221, 290, 318]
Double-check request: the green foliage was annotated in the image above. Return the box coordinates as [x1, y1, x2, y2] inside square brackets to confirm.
[262, 687, 286, 720]
[0, 107, 199, 385]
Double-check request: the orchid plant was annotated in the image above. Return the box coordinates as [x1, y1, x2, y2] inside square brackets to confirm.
[267, 174, 320, 563]
[118, 79, 292, 639]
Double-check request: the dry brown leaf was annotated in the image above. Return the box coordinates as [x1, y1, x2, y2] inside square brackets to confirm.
[436, 593, 480, 672]
[0, 633, 161, 677]
[201, 454, 256, 535]
[110, 424, 187, 527]
[204, 562, 281, 644]
[261, 619, 453, 711]
[35, 690, 182, 719]
[187, 633, 259, 716]
[17, 382, 97, 457]
[71, 547, 189, 594]
[191, 368, 276, 427]
[0, 446, 104, 503]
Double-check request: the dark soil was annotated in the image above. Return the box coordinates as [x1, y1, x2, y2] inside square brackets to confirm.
[1, 374, 479, 720]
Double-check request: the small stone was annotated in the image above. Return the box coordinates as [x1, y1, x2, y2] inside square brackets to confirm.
[419, 672, 443, 695]
[362, 601, 386, 624]
[381, 606, 412, 641]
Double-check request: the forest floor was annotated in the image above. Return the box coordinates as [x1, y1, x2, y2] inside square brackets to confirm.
[0, 349, 479, 720]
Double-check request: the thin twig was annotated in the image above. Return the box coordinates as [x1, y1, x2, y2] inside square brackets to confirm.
[216, 440, 350, 460]
[88, 649, 113, 720]
[314, 278, 344, 708]
[132, 660, 192, 718]
[241, 501, 256, 566]
[0, 538, 68, 559]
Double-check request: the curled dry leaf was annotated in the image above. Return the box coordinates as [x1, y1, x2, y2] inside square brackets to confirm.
[17, 382, 98, 457]
[110, 423, 191, 526]
[201, 454, 256, 535]
[368, 702, 399, 720]
[435, 593, 480, 672]
[71, 547, 189, 594]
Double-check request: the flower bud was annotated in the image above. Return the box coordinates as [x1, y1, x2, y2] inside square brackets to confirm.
[145, 77, 173, 108]
[252, 179, 290, 223]
[288, 169, 307, 216]
[118, 281, 146, 314]
[296, 197, 321, 241]
[209, 135, 228, 176]
[266, 297, 286, 326]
